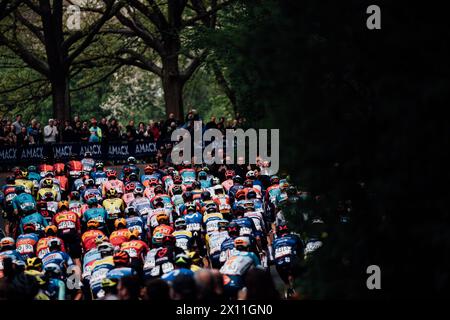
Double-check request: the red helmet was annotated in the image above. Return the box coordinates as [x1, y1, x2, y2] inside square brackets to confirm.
[173, 175, 182, 184]
[107, 170, 117, 179]
[144, 165, 154, 174]
[149, 178, 159, 187]
[125, 183, 136, 193]
[113, 250, 130, 266]
[225, 170, 235, 179]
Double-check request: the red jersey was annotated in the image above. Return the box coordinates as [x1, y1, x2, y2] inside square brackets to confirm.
[81, 229, 106, 252]
[109, 229, 132, 248]
[153, 224, 174, 237]
[53, 210, 81, 236]
[36, 236, 66, 259]
[120, 240, 149, 261]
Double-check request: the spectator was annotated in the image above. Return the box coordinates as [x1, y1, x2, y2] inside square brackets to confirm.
[205, 116, 217, 130]
[2, 124, 16, 145]
[27, 119, 40, 145]
[142, 279, 170, 301]
[147, 120, 160, 141]
[216, 117, 226, 134]
[89, 118, 102, 142]
[136, 122, 146, 141]
[126, 120, 136, 141]
[98, 118, 109, 142]
[12, 114, 25, 135]
[108, 119, 121, 142]
[117, 276, 140, 300]
[79, 121, 90, 142]
[16, 127, 30, 147]
[62, 120, 76, 142]
[170, 275, 198, 301]
[195, 269, 224, 301]
[44, 119, 58, 144]
[73, 121, 82, 142]
[238, 268, 279, 300]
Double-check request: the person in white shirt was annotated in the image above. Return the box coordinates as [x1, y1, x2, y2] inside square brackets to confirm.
[44, 118, 59, 143]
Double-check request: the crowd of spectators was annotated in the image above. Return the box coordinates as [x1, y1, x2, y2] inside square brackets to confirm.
[0, 110, 247, 147]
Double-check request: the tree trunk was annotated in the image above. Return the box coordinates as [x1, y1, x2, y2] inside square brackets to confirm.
[162, 56, 184, 121]
[51, 75, 71, 121]
[210, 60, 238, 115]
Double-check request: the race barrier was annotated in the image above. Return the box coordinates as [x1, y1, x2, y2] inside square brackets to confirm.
[0, 141, 158, 164]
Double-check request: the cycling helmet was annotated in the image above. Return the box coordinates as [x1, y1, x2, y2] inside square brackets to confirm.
[128, 173, 138, 181]
[225, 170, 235, 179]
[234, 237, 250, 251]
[133, 185, 144, 196]
[277, 222, 289, 236]
[174, 218, 186, 230]
[42, 178, 53, 188]
[235, 189, 246, 201]
[84, 152, 92, 158]
[125, 183, 136, 193]
[228, 222, 240, 237]
[129, 229, 140, 240]
[87, 219, 101, 229]
[15, 185, 26, 194]
[182, 191, 193, 202]
[243, 179, 253, 188]
[211, 177, 220, 186]
[172, 185, 183, 195]
[27, 165, 37, 173]
[144, 165, 154, 174]
[86, 197, 98, 206]
[153, 185, 163, 195]
[43, 191, 55, 202]
[191, 181, 201, 190]
[173, 175, 182, 184]
[125, 206, 136, 215]
[174, 253, 191, 268]
[58, 200, 69, 210]
[127, 156, 136, 164]
[44, 263, 62, 276]
[153, 198, 165, 208]
[217, 219, 229, 230]
[198, 171, 207, 180]
[246, 170, 256, 179]
[114, 218, 127, 230]
[84, 178, 95, 188]
[201, 190, 211, 201]
[162, 234, 176, 247]
[113, 250, 130, 266]
[48, 238, 62, 251]
[186, 203, 196, 213]
[97, 242, 114, 256]
[101, 277, 118, 289]
[107, 170, 117, 179]
[247, 189, 257, 199]
[69, 190, 80, 200]
[270, 175, 280, 185]
[106, 188, 118, 198]
[213, 185, 224, 195]
[44, 225, 58, 236]
[26, 257, 42, 271]
[0, 237, 15, 250]
[95, 161, 104, 170]
[152, 233, 164, 246]
[233, 175, 243, 184]
[156, 213, 169, 225]
[148, 178, 159, 187]
[23, 223, 36, 234]
[94, 234, 108, 245]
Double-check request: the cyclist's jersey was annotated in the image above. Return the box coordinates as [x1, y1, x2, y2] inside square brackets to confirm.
[20, 212, 48, 234]
[102, 198, 125, 220]
[244, 211, 265, 234]
[67, 160, 83, 174]
[120, 240, 149, 261]
[233, 217, 257, 237]
[81, 229, 106, 252]
[206, 231, 229, 256]
[15, 179, 34, 194]
[141, 174, 161, 187]
[184, 212, 203, 234]
[82, 248, 101, 279]
[38, 178, 61, 190]
[45, 278, 66, 300]
[82, 207, 108, 229]
[89, 256, 114, 299]
[36, 187, 59, 201]
[53, 210, 80, 236]
[171, 194, 184, 213]
[172, 230, 192, 251]
[82, 187, 103, 202]
[38, 164, 54, 176]
[81, 158, 95, 172]
[73, 178, 85, 192]
[143, 248, 160, 273]
[222, 179, 234, 192]
[0, 250, 24, 277]
[152, 224, 174, 237]
[120, 164, 140, 179]
[131, 197, 152, 219]
[180, 169, 196, 185]
[150, 194, 173, 209]
[272, 234, 302, 265]
[90, 171, 108, 187]
[106, 267, 137, 280]
[147, 208, 169, 229]
[109, 229, 132, 249]
[2, 185, 17, 209]
[203, 212, 224, 234]
[199, 179, 211, 189]
[213, 196, 231, 214]
[162, 175, 174, 191]
[122, 192, 135, 206]
[304, 238, 323, 259]
[36, 236, 66, 259]
[42, 250, 74, 271]
[102, 179, 125, 196]
[266, 185, 281, 204]
[126, 215, 146, 237]
[219, 237, 237, 264]
[55, 175, 69, 192]
[220, 251, 260, 276]
[12, 192, 37, 214]
[229, 184, 243, 201]
[16, 233, 39, 258]
[69, 201, 83, 218]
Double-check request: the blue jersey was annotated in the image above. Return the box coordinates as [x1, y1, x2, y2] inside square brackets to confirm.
[45, 278, 66, 300]
[184, 212, 203, 233]
[42, 250, 74, 271]
[27, 172, 41, 181]
[272, 234, 302, 265]
[83, 207, 108, 226]
[12, 193, 37, 213]
[126, 215, 146, 235]
[162, 268, 194, 282]
[106, 267, 137, 280]
[140, 173, 161, 184]
[16, 233, 40, 257]
[232, 217, 257, 237]
[91, 171, 108, 186]
[20, 212, 48, 234]
[0, 250, 24, 270]
[82, 187, 103, 201]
